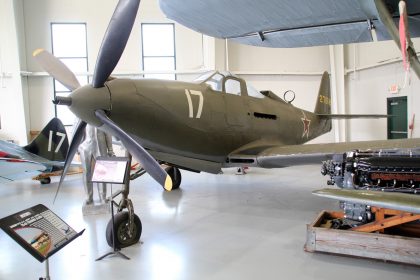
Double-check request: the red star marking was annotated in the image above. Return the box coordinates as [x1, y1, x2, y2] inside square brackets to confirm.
[301, 111, 311, 138]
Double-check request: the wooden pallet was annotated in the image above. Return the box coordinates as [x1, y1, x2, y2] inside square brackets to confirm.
[304, 210, 420, 266]
[32, 167, 83, 181]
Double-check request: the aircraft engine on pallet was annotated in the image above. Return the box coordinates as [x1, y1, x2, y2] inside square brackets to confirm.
[321, 148, 420, 222]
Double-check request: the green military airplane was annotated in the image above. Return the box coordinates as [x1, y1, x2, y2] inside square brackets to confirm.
[34, 0, 420, 248]
[160, 0, 420, 227]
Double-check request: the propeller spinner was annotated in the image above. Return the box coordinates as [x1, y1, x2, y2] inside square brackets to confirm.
[33, 0, 172, 201]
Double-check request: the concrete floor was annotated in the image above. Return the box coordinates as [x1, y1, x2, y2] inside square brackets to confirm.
[0, 165, 419, 280]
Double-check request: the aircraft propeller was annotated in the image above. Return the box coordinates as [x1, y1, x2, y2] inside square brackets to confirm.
[33, 0, 172, 202]
[33, 49, 81, 91]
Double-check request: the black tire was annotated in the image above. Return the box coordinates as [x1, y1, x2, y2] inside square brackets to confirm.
[165, 166, 182, 190]
[39, 177, 51, 184]
[106, 212, 142, 249]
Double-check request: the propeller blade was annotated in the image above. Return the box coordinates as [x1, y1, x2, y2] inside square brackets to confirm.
[95, 110, 172, 191]
[33, 49, 81, 91]
[54, 120, 87, 202]
[92, 0, 140, 88]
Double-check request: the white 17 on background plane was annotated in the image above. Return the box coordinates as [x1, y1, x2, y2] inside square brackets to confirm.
[0, 118, 69, 184]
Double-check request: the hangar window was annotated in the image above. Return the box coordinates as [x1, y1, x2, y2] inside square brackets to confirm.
[51, 23, 88, 126]
[141, 23, 176, 80]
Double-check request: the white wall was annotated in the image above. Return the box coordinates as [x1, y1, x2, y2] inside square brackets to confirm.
[345, 39, 420, 141]
[0, 0, 30, 144]
[345, 40, 420, 141]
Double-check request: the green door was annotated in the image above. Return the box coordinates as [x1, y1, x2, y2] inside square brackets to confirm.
[387, 96, 407, 139]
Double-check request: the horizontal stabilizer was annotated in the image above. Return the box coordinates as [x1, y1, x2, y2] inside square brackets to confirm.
[317, 114, 390, 119]
[313, 188, 420, 214]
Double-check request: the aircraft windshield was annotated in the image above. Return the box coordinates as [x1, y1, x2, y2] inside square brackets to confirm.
[247, 84, 265, 99]
[196, 71, 224, 91]
[196, 71, 265, 98]
[194, 71, 215, 82]
[206, 73, 224, 91]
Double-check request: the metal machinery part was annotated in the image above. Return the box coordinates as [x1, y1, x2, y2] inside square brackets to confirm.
[339, 201, 372, 223]
[321, 148, 420, 222]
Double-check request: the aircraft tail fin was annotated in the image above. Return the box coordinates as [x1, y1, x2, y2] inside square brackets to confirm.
[313, 72, 389, 120]
[24, 118, 69, 162]
[314, 71, 331, 115]
[313, 71, 332, 134]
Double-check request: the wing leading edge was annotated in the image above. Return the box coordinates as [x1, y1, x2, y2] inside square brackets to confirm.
[227, 138, 420, 168]
[313, 188, 420, 214]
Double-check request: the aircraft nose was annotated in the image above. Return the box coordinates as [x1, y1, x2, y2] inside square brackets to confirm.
[55, 84, 111, 127]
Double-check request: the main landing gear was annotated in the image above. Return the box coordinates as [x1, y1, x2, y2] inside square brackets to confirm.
[104, 165, 181, 249]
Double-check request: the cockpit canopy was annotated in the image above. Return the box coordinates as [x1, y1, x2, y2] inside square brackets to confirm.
[195, 71, 265, 98]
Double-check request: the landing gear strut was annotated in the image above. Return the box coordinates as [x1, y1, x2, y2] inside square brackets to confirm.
[103, 185, 143, 250]
[103, 154, 143, 250]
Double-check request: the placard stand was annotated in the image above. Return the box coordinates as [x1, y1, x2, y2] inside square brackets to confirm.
[40, 259, 50, 280]
[91, 156, 131, 261]
[0, 204, 84, 280]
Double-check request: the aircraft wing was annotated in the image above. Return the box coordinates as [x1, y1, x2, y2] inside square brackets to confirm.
[159, 0, 420, 48]
[313, 188, 420, 214]
[0, 140, 64, 168]
[0, 158, 47, 183]
[228, 138, 420, 168]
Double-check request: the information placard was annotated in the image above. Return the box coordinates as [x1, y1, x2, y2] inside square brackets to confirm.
[0, 204, 84, 262]
[91, 156, 130, 184]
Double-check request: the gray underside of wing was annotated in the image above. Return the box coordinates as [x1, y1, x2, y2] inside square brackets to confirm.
[159, 0, 420, 48]
[313, 188, 420, 214]
[0, 159, 46, 182]
[0, 140, 64, 168]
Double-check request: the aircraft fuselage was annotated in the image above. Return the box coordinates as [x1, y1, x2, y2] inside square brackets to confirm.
[104, 78, 327, 165]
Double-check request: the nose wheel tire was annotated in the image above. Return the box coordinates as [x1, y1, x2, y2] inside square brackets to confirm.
[164, 166, 182, 190]
[106, 211, 142, 249]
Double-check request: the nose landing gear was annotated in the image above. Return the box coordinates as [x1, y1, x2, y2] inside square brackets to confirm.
[103, 165, 181, 250]
[106, 210, 142, 248]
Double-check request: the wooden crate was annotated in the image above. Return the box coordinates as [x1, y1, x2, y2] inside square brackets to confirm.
[304, 210, 420, 266]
